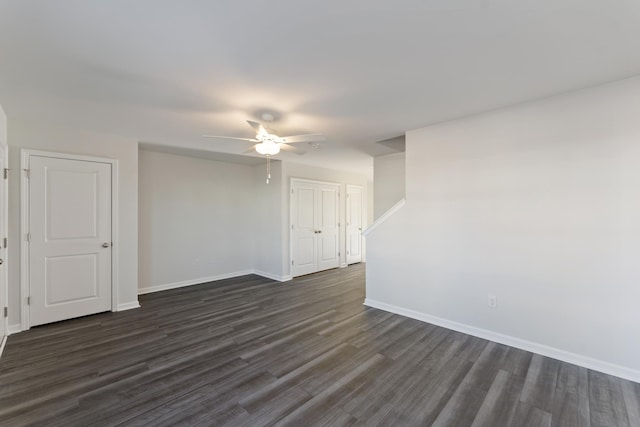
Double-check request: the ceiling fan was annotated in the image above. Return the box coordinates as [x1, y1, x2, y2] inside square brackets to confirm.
[203, 113, 325, 156]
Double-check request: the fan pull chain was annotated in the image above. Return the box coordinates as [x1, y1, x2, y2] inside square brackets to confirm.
[266, 155, 271, 184]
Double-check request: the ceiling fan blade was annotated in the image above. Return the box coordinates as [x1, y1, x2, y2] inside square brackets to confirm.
[247, 120, 268, 136]
[202, 135, 259, 142]
[279, 143, 306, 155]
[279, 133, 325, 144]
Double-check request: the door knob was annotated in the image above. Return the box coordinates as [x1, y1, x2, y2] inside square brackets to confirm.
[102, 242, 111, 248]
[0, 259, 3, 265]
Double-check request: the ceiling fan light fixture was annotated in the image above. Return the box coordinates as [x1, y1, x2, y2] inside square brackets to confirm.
[203, 118, 324, 158]
[255, 141, 280, 155]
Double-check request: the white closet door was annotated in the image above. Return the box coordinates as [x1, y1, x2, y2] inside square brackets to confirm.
[291, 180, 340, 277]
[316, 184, 340, 271]
[29, 155, 112, 327]
[346, 185, 363, 264]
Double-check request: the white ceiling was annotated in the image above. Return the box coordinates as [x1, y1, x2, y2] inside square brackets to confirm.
[1, 1, 640, 177]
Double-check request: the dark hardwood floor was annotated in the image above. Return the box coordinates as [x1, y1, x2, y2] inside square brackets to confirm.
[1, 264, 638, 426]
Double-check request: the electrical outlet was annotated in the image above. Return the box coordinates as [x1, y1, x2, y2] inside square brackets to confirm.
[488, 294, 497, 308]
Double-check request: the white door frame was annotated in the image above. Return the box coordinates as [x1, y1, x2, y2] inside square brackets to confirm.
[20, 150, 119, 331]
[289, 177, 341, 277]
[346, 184, 363, 265]
[0, 140, 7, 343]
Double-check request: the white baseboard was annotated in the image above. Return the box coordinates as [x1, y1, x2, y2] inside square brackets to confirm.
[364, 298, 640, 384]
[1, 324, 22, 358]
[117, 301, 141, 311]
[8, 324, 22, 335]
[138, 270, 254, 295]
[138, 269, 295, 295]
[253, 270, 292, 282]
[340, 263, 348, 268]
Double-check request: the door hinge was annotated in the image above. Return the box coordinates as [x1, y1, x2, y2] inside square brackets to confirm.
[291, 189, 294, 194]
[292, 260, 294, 266]
[24, 169, 30, 179]
[338, 251, 341, 257]
[27, 296, 30, 305]
[3, 307, 7, 318]
[3, 237, 6, 248]
[3, 168, 9, 180]
[26, 232, 31, 242]
[291, 224, 294, 230]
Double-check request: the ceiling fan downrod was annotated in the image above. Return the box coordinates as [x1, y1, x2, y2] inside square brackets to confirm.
[266, 155, 271, 184]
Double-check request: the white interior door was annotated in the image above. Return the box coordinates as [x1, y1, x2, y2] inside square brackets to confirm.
[291, 181, 317, 277]
[28, 155, 112, 327]
[291, 180, 340, 277]
[346, 184, 363, 264]
[316, 184, 340, 271]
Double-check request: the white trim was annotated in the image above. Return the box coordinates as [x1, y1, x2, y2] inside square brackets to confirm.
[362, 198, 405, 237]
[20, 150, 29, 330]
[138, 270, 254, 294]
[20, 149, 119, 331]
[253, 270, 292, 282]
[8, 323, 21, 335]
[340, 263, 348, 268]
[0, 334, 6, 358]
[364, 298, 640, 383]
[0, 139, 7, 343]
[111, 160, 120, 314]
[117, 301, 140, 311]
[138, 269, 292, 295]
[289, 177, 341, 187]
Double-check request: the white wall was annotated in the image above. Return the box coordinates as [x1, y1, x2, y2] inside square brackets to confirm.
[373, 152, 405, 219]
[282, 162, 371, 277]
[138, 150, 256, 292]
[366, 76, 640, 382]
[8, 121, 139, 327]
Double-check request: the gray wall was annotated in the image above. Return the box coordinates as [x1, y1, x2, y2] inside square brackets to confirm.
[138, 154, 372, 285]
[252, 160, 285, 280]
[374, 152, 405, 219]
[138, 150, 255, 292]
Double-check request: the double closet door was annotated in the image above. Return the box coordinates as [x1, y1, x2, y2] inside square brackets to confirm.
[291, 179, 340, 277]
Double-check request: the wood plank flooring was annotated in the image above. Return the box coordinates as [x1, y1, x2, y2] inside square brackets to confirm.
[1, 264, 638, 426]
